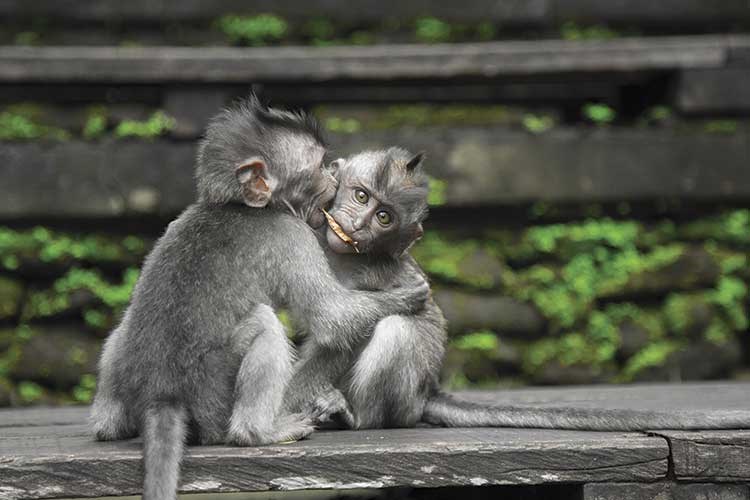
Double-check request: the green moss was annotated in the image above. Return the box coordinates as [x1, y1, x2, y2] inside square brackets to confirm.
[23, 267, 139, 320]
[522, 113, 556, 134]
[582, 103, 616, 124]
[561, 22, 619, 41]
[315, 104, 519, 131]
[0, 110, 70, 141]
[681, 210, 750, 245]
[83, 308, 109, 330]
[620, 341, 680, 381]
[82, 106, 108, 140]
[17, 380, 44, 403]
[412, 232, 475, 282]
[663, 293, 704, 335]
[304, 17, 336, 45]
[323, 116, 361, 134]
[415, 17, 452, 43]
[0, 277, 23, 319]
[427, 177, 447, 206]
[14, 31, 40, 46]
[710, 276, 748, 330]
[704, 120, 738, 134]
[114, 111, 175, 139]
[72, 373, 97, 403]
[412, 232, 502, 289]
[217, 14, 289, 45]
[453, 331, 498, 352]
[524, 218, 640, 255]
[604, 303, 665, 339]
[704, 317, 733, 344]
[644, 106, 672, 124]
[0, 226, 146, 268]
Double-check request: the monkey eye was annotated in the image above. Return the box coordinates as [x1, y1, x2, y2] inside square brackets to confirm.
[376, 210, 392, 226]
[354, 189, 369, 204]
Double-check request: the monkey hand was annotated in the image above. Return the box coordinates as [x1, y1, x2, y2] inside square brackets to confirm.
[389, 273, 430, 314]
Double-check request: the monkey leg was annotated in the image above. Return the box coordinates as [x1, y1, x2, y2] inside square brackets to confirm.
[345, 315, 433, 429]
[226, 304, 313, 445]
[90, 327, 137, 441]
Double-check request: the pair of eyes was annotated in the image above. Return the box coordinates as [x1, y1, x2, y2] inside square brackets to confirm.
[354, 189, 392, 225]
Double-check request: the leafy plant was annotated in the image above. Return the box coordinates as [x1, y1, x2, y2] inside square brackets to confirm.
[114, 111, 175, 139]
[72, 374, 97, 403]
[217, 14, 289, 46]
[522, 114, 555, 134]
[17, 380, 44, 403]
[82, 106, 108, 140]
[427, 177, 447, 206]
[0, 111, 70, 141]
[415, 17, 452, 43]
[582, 103, 616, 124]
[454, 331, 499, 351]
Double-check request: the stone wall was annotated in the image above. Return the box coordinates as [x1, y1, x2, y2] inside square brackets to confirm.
[0, 208, 747, 405]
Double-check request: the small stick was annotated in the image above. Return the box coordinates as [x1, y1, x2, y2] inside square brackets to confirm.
[322, 209, 359, 253]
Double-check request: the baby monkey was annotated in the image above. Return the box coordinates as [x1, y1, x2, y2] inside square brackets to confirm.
[286, 148, 750, 432]
[90, 98, 428, 500]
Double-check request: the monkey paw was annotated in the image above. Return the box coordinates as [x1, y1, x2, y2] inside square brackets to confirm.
[311, 388, 356, 429]
[227, 414, 314, 446]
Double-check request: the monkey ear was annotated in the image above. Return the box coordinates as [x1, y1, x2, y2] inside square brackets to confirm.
[414, 223, 424, 241]
[235, 157, 272, 208]
[405, 151, 425, 171]
[327, 158, 344, 176]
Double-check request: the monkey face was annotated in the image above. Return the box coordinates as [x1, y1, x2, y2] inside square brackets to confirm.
[324, 149, 429, 257]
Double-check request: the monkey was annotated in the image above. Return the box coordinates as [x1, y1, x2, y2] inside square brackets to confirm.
[284, 147, 750, 432]
[90, 98, 429, 500]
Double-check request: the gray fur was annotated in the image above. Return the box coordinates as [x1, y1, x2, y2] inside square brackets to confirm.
[91, 100, 429, 499]
[143, 403, 186, 500]
[287, 148, 750, 432]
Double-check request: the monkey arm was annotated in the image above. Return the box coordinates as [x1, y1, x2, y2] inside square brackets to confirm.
[279, 228, 430, 352]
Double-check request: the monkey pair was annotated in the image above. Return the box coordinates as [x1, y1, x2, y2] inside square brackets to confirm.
[91, 97, 430, 499]
[92, 96, 748, 500]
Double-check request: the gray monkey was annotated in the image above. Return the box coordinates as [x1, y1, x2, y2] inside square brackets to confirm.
[285, 147, 750, 432]
[90, 98, 429, 500]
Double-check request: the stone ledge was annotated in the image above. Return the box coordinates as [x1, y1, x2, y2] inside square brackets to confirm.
[1, 36, 744, 83]
[2, 127, 749, 218]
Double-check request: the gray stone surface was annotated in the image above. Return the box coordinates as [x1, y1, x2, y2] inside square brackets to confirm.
[9, 326, 101, 389]
[455, 382, 750, 422]
[434, 290, 546, 338]
[676, 68, 750, 114]
[584, 482, 750, 500]
[2, 127, 750, 218]
[0, 36, 738, 83]
[1, 384, 748, 498]
[0, 421, 667, 498]
[653, 430, 750, 482]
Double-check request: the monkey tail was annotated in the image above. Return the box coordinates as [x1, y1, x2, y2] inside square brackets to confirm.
[142, 402, 188, 500]
[421, 391, 748, 431]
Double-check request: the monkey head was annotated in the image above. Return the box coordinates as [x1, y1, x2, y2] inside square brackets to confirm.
[324, 148, 428, 258]
[196, 95, 337, 228]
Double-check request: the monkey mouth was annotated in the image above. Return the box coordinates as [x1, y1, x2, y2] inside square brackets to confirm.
[322, 209, 359, 253]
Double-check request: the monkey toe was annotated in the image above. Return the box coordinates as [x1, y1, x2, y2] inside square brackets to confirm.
[272, 413, 315, 443]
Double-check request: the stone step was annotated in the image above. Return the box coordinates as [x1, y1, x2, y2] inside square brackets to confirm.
[1, 127, 748, 218]
[2, 35, 745, 84]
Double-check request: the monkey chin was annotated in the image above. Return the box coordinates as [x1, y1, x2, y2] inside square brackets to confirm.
[326, 227, 358, 254]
